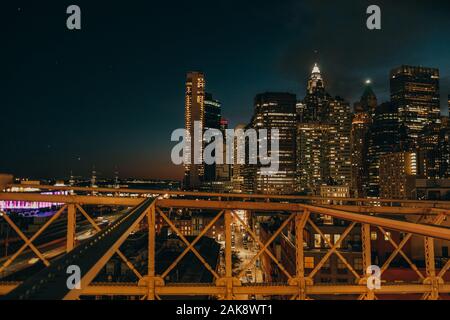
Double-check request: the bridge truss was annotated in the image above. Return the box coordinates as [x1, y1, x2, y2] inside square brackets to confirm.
[0, 185, 449, 300]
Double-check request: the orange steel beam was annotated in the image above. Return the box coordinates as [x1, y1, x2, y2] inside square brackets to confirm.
[6, 183, 450, 207]
[66, 204, 76, 252]
[377, 226, 425, 280]
[237, 213, 295, 279]
[380, 213, 446, 278]
[232, 210, 293, 281]
[156, 199, 437, 215]
[63, 199, 153, 300]
[302, 205, 450, 241]
[0, 213, 50, 268]
[146, 203, 156, 300]
[160, 210, 224, 279]
[318, 205, 439, 215]
[3, 282, 450, 296]
[0, 205, 66, 273]
[308, 221, 359, 279]
[0, 192, 143, 206]
[156, 208, 220, 280]
[293, 210, 310, 300]
[75, 204, 143, 280]
[1, 192, 449, 300]
[156, 199, 450, 241]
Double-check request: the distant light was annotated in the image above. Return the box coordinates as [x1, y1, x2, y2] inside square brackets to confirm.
[365, 79, 372, 85]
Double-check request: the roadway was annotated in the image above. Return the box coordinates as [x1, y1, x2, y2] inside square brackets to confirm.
[0, 210, 126, 280]
[1, 198, 154, 299]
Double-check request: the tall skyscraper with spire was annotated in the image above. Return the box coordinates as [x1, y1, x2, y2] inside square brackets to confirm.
[354, 80, 378, 116]
[300, 63, 331, 122]
[307, 63, 325, 94]
[297, 63, 352, 194]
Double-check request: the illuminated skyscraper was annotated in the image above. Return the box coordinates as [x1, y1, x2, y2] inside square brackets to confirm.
[297, 64, 351, 194]
[327, 97, 352, 187]
[251, 92, 297, 194]
[204, 93, 221, 130]
[354, 80, 378, 116]
[350, 111, 371, 197]
[351, 82, 377, 197]
[390, 65, 440, 150]
[379, 151, 417, 199]
[440, 120, 450, 178]
[418, 121, 450, 179]
[326, 97, 352, 186]
[232, 124, 246, 193]
[184, 72, 205, 189]
[367, 102, 401, 197]
[301, 63, 331, 122]
[297, 122, 330, 192]
[203, 93, 221, 182]
[215, 118, 231, 182]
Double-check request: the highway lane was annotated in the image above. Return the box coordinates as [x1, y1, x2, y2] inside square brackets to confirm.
[0, 210, 127, 279]
[2, 198, 154, 300]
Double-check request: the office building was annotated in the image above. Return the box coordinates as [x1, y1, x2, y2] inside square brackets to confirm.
[203, 93, 222, 182]
[350, 111, 371, 197]
[367, 102, 401, 198]
[297, 122, 330, 193]
[184, 72, 205, 188]
[390, 65, 440, 150]
[327, 97, 352, 187]
[379, 151, 417, 199]
[251, 92, 297, 194]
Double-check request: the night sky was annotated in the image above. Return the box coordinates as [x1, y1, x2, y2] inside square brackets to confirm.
[2, 0, 450, 180]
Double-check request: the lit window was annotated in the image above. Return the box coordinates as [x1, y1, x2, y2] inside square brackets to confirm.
[314, 234, 321, 248]
[354, 258, 363, 270]
[304, 257, 314, 269]
[322, 215, 333, 225]
[324, 234, 331, 248]
[334, 234, 341, 248]
[370, 231, 378, 241]
[384, 232, 391, 241]
[337, 259, 346, 270]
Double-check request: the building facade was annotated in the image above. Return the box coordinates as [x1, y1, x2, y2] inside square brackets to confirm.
[390, 65, 440, 150]
[379, 151, 417, 199]
[367, 102, 401, 198]
[351, 111, 371, 197]
[184, 72, 205, 189]
[296, 122, 330, 193]
[326, 97, 352, 187]
[203, 92, 222, 182]
[251, 92, 297, 194]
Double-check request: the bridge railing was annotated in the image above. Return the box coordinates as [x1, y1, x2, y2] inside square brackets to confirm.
[0, 187, 449, 300]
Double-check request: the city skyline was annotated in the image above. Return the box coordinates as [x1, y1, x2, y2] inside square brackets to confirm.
[2, 1, 450, 304]
[2, 0, 450, 180]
